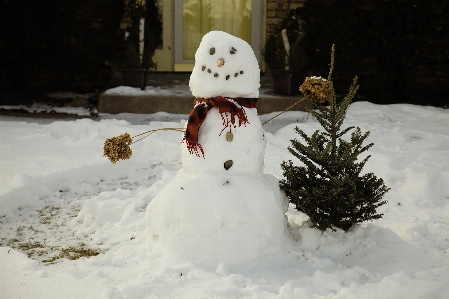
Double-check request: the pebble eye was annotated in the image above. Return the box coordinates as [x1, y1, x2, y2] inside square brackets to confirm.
[209, 47, 215, 55]
[230, 47, 237, 54]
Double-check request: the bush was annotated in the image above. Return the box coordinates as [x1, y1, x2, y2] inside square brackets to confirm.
[297, 0, 449, 104]
[0, 0, 125, 91]
[111, 0, 162, 71]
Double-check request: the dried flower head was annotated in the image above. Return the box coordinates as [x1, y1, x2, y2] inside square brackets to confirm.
[103, 133, 133, 164]
[299, 76, 332, 103]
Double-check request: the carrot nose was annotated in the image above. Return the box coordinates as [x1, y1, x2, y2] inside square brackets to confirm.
[217, 59, 225, 67]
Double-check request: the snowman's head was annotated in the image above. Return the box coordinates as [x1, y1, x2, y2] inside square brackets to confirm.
[189, 31, 260, 98]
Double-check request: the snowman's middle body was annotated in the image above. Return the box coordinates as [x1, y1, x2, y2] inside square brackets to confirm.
[182, 107, 266, 175]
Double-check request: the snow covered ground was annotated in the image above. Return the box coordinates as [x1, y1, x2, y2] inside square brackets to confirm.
[1, 101, 448, 299]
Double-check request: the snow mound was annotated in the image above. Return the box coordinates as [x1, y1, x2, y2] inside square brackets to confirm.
[145, 171, 290, 267]
[1, 102, 448, 298]
[104, 85, 192, 96]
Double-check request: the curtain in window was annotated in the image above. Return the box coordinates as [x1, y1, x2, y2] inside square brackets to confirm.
[183, 0, 252, 60]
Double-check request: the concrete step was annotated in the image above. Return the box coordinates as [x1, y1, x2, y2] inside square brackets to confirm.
[98, 93, 309, 115]
[99, 73, 310, 114]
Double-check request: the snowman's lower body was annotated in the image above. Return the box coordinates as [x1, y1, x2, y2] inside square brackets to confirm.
[145, 170, 290, 266]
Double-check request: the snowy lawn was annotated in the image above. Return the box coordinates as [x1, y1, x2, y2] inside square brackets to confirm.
[0, 102, 448, 299]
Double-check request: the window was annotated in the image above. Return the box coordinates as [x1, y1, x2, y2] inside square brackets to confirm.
[174, 0, 262, 71]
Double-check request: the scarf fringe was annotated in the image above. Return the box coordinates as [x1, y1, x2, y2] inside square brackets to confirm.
[183, 138, 205, 158]
[184, 96, 259, 158]
[218, 107, 249, 135]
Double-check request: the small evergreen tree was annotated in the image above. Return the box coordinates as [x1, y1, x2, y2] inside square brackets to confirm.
[280, 45, 390, 232]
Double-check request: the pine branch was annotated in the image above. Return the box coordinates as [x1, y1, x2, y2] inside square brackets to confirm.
[327, 44, 336, 81]
[336, 126, 354, 138]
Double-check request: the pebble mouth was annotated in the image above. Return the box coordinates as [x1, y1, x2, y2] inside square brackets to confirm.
[201, 65, 244, 81]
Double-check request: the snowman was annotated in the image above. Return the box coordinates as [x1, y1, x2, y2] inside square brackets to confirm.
[145, 31, 290, 267]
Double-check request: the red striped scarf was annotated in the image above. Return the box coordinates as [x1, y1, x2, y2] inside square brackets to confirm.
[183, 96, 259, 157]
